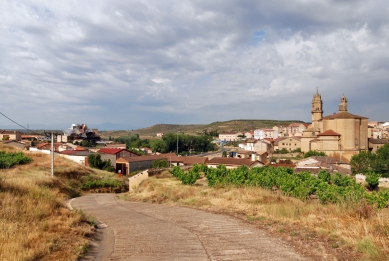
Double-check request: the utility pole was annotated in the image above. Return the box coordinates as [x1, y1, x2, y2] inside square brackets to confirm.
[176, 132, 178, 155]
[51, 132, 54, 177]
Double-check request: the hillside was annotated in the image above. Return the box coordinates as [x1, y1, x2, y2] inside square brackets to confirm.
[100, 119, 305, 139]
[0, 143, 125, 260]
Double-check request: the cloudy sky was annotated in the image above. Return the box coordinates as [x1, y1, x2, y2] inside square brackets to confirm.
[1, 0, 388, 130]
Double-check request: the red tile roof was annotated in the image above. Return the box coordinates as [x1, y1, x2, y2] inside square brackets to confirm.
[97, 148, 126, 154]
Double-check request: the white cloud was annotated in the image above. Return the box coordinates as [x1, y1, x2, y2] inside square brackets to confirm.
[0, 0, 388, 129]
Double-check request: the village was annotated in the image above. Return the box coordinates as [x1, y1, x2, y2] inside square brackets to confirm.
[1, 91, 388, 179]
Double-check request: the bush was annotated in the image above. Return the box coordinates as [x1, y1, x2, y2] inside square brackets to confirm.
[0, 151, 32, 169]
[170, 165, 200, 185]
[304, 150, 326, 158]
[81, 176, 123, 190]
[365, 172, 380, 190]
[152, 159, 169, 168]
[87, 154, 115, 172]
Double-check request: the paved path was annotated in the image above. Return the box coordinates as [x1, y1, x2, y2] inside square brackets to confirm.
[71, 194, 309, 261]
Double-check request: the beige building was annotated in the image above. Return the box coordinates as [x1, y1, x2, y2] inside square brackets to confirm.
[0, 130, 22, 141]
[273, 125, 288, 137]
[286, 123, 306, 136]
[278, 137, 301, 152]
[219, 132, 243, 142]
[301, 90, 369, 161]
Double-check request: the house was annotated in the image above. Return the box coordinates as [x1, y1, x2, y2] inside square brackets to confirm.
[218, 132, 243, 142]
[287, 123, 306, 136]
[239, 139, 273, 153]
[277, 137, 301, 152]
[116, 155, 168, 175]
[139, 147, 153, 155]
[97, 148, 140, 166]
[59, 150, 93, 165]
[244, 131, 254, 139]
[21, 135, 42, 141]
[235, 150, 268, 164]
[37, 142, 63, 151]
[207, 157, 265, 169]
[0, 130, 22, 141]
[160, 153, 208, 166]
[295, 156, 351, 174]
[235, 150, 256, 159]
[369, 138, 389, 153]
[273, 125, 288, 137]
[156, 133, 164, 137]
[254, 129, 278, 140]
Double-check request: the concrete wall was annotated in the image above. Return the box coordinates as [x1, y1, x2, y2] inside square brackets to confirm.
[128, 170, 149, 192]
[60, 154, 86, 165]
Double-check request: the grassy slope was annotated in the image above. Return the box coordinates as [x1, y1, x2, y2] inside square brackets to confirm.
[125, 172, 389, 261]
[0, 143, 119, 261]
[100, 119, 305, 139]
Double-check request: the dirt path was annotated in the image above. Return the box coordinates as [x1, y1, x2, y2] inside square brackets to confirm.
[71, 194, 310, 261]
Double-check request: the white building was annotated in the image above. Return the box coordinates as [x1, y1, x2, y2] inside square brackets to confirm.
[254, 129, 278, 140]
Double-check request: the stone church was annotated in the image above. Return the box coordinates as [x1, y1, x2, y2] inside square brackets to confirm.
[301, 89, 369, 161]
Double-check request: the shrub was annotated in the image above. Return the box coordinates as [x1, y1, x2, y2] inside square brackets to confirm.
[365, 172, 380, 190]
[87, 154, 115, 172]
[304, 150, 326, 158]
[0, 151, 32, 169]
[152, 159, 169, 168]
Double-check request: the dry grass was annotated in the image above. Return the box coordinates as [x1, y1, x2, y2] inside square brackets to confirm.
[0, 143, 110, 261]
[125, 172, 389, 261]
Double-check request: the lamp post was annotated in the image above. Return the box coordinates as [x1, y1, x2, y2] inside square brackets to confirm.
[176, 132, 178, 155]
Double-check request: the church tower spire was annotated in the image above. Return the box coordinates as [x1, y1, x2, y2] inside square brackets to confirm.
[312, 88, 323, 125]
[338, 94, 348, 112]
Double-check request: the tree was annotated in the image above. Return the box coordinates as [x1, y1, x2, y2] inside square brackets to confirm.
[222, 151, 227, 157]
[152, 159, 169, 168]
[304, 150, 326, 158]
[373, 144, 389, 177]
[150, 139, 167, 153]
[350, 150, 373, 174]
[80, 140, 90, 147]
[87, 154, 115, 172]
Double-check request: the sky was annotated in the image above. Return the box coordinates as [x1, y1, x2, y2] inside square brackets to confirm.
[1, 0, 388, 130]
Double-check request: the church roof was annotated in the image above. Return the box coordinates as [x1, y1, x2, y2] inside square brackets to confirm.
[322, 111, 368, 120]
[317, 130, 341, 136]
[304, 127, 320, 132]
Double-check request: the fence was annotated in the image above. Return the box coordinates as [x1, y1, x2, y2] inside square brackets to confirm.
[128, 170, 149, 192]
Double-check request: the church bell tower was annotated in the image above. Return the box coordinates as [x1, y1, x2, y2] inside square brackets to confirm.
[338, 94, 348, 112]
[312, 88, 323, 126]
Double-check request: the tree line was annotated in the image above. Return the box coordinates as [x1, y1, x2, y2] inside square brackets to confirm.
[150, 133, 216, 154]
[112, 133, 216, 155]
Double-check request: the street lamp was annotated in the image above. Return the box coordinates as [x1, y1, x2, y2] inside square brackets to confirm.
[176, 132, 178, 155]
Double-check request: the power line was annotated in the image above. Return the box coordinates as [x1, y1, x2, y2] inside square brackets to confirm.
[0, 111, 59, 137]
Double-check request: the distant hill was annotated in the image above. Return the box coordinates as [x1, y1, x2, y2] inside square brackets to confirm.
[100, 119, 306, 139]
